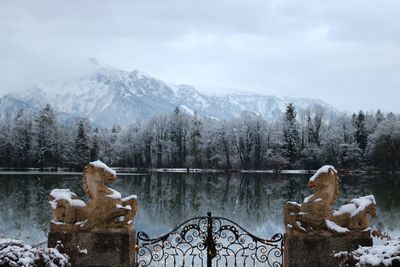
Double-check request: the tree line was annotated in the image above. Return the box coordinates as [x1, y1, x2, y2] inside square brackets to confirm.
[0, 103, 399, 171]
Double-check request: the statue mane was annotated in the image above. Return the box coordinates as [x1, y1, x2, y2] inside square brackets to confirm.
[82, 165, 93, 199]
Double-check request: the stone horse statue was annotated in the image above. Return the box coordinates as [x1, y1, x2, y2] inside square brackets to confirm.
[330, 195, 376, 231]
[284, 165, 376, 235]
[49, 161, 138, 232]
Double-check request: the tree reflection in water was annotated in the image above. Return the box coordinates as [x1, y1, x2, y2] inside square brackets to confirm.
[0, 172, 399, 244]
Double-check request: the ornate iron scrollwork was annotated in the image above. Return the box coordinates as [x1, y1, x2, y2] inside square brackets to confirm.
[136, 212, 283, 267]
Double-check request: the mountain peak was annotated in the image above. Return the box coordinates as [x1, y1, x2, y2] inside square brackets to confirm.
[0, 63, 340, 127]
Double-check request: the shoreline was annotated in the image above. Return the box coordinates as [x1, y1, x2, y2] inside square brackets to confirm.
[0, 167, 398, 175]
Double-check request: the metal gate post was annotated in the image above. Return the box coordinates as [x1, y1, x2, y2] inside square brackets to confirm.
[206, 212, 216, 267]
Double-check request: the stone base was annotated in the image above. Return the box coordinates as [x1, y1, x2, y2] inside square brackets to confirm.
[284, 234, 372, 267]
[48, 230, 136, 267]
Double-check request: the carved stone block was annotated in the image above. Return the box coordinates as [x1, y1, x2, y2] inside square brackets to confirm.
[48, 230, 136, 267]
[283, 234, 372, 267]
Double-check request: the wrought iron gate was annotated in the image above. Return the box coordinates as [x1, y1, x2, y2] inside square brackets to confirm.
[135, 212, 283, 267]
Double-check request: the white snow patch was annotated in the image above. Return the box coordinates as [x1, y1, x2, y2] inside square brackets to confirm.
[333, 203, 357, 216]
[303, 194, 314, 203]
[335, 239, 400, 267]
[333, 195, 375, 217]
[0, 238, 70, 266]
[122, 195, 137, 202]
[286, 201, 301, 206]
[326, 219, 349, 233]
[89, 160, 116, 176]
[180, 104, 195, 116]
[116, 204, 131, 210]
[106, 188, 121, 199]
[49, 189, 86, 209]
[296, 221, 306, 232]
[350, 195, 375, 217]
[309, 165, 337, 182]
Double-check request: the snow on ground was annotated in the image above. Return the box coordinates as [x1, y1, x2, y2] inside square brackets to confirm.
[89, 160, 116, 176]
[336, 239, 400, 267]
[309, 165, 337, 182]
[0, 238, 70, 267]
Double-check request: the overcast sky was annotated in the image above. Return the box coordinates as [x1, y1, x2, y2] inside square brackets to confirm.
[1, 0, 400, 113]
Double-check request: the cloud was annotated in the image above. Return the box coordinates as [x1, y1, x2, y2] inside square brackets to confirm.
[0, 0, 399, 112]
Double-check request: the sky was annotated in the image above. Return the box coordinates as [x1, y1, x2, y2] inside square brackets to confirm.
[0, 0, 400, 113]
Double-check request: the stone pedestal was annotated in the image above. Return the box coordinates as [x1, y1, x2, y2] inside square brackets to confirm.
[48, 229, 136, 267]
[283, 234, 372, 267]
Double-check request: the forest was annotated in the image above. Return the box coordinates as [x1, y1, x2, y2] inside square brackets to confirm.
[0, 103, 399, 171]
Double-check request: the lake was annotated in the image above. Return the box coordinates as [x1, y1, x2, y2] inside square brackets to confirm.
[0, 172, 399, 244]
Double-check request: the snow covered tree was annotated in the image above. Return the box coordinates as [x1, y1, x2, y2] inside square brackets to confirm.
[215, 121, 233, 170]
[90, 129, 100, 161]
[282, 103, 300, 164]
[168, 107, 189, 167]
[74, 119, 90, 166]
[252, 116, 266, 169]
[369, 113, 400, 170]
[353, 110, 368, 152]
[153, 116, 168, 167]
[11, 109, 32, 167]
[189, 112, 203, 168]
[34, 104, 59, 169]
[307, 105, 324, 146]
[141, 122, 154, 168]
[0, 117, 13, 167]
[231, 115, 255, 170]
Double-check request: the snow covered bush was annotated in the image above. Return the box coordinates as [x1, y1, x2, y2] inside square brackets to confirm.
[335, 239, 400, 267]
[0, 238, 70, 267]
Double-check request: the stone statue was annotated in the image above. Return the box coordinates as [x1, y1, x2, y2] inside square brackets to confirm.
[284, 165, 376, 236]
[49, 161, 138, 232]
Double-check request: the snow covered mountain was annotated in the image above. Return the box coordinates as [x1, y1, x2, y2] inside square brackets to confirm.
[0, 63, 338, 127]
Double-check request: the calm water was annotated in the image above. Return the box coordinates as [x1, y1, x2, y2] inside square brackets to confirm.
[0, 172, 399, 244]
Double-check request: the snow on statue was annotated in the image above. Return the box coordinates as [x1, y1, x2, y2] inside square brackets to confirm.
[48, 160, 138, 232]
[284, 165, 376, 236]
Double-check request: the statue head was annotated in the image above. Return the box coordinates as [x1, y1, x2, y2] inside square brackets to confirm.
[307, 166, 340, 204]
[84, 163, 116, 183]
[82, 160, 117, 199]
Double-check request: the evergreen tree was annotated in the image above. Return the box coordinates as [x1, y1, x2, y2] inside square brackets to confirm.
[74, 119, 90, 165]
[282, 103, 300, 164]
[353, 110, 368, 151]
[12, 109, 32, 167]
[34, 104, 59, 168]
[90, 133, 100, 161]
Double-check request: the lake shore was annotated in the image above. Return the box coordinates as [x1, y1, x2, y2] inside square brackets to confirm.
[0, 167, 398, 175]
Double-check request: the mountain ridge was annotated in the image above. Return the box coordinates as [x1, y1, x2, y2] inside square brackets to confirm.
[0, 63, 339, 127]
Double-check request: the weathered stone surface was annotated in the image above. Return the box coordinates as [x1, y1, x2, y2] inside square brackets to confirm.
[49, 161, 138, 232]
[48, 230, 136, 267]
[284, 234, 372, 267]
